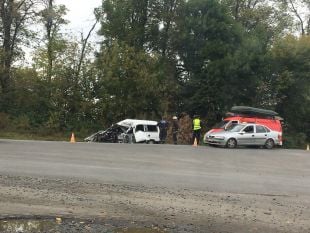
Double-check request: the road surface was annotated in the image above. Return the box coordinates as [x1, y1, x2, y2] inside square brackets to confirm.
[0, 139, 310, 232]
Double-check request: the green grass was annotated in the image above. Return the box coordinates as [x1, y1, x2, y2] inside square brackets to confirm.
[0, 131, 83, 142]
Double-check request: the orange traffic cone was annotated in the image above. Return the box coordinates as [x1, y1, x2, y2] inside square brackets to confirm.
[192, 138, 198, 147]
[70, 132, 76, 143]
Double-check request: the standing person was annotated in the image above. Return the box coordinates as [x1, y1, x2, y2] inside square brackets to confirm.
[172, 116, 179, 145]
[192, 115, 202, 145]
[157, 117, 169, 143]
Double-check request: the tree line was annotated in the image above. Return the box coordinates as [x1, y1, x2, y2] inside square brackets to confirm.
[0, 0, 309, 147]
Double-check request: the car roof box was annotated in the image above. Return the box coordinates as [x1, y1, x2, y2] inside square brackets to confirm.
[230, 106, 279, 118]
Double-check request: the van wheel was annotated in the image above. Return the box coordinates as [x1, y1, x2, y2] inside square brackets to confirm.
[147, 140, 155, 144]
[265, 139, 274, 149]
[226, 138, 237, 148]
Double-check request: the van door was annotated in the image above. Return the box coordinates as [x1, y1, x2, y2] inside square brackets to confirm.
[134, 124, 146, 142]
[145, 125, 160, 142]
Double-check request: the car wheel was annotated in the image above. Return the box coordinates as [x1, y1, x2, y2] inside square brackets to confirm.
[265, 139, 274, 149]
[147, 140, 155, 144]
[226, 138, 237, 148]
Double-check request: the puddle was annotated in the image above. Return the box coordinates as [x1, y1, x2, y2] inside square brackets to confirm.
[0, 219, 168, 233]
[115, 228, 166, 233]
[0, 219, 57, 232]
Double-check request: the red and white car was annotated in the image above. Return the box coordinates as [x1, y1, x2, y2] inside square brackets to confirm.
[203, 106, 283, 146]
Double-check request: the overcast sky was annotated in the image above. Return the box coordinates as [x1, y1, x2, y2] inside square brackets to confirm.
[56, 0, 102, 36]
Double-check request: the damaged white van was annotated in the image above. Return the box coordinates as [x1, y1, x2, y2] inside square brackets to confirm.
[84, 119, 160, 144]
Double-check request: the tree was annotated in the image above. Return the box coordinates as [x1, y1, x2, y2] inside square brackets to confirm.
[95, 41, 165, 124]
[75, 7, 100, 81]
[98, 0, 182, 117]
[11, 67, 49, 126]
[39, 0, 67, 87]
[221, 0, 293, 40]
[0, 0, 36, 109]
[100, 0, 184, 54]
[173, 0, 246, 120]
[270, 35, 310, 146]
[29, 1, 103, 132]
[100, 0, 150, 49]
[280, 0, 310, 35]
[147, 0, 184, 57]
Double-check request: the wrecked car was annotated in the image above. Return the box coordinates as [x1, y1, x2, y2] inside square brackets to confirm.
[84, 124, 127, 143]
[84, 119, 160, 144]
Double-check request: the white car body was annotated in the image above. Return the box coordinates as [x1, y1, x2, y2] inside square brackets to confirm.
[205, 123, 281, 149]
[84, 119, 160, 143]
[118, 119, 160, 143]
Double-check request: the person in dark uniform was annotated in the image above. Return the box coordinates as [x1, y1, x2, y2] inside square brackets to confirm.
[157, 117, 169, 143]
[172, 116, 179, 145]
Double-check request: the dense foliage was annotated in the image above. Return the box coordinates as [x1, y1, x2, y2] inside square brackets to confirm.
[0, 0, 309, 147]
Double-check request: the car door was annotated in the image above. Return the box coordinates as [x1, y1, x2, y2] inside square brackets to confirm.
[237, 125, 255, 145]
[255, 125, 269, 145]
[145, 125, 160, 142]
[134, 124, 147, 142]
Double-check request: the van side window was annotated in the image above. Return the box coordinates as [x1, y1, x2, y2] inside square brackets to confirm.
[135, 125, 144, 132]
[146, 125, 158, 132]
[243, 125, 254, 133]
[256, 125, 266, 133]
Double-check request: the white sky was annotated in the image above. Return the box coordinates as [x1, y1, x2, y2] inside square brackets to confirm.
[56, 0, 102, 37]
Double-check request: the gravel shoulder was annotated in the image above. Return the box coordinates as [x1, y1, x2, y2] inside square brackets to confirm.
[1, 140, 310, 232]
[1, 175, 309, 233]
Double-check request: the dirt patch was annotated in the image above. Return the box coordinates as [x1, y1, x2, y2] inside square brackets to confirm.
[0, 175, 309, 233]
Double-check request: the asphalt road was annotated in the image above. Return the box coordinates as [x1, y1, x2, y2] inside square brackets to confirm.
[1, 139, 309, 195]
[0, 139, 310, 232]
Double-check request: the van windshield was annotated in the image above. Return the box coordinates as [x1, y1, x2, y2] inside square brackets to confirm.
[229, 124, 245, 132]
[213, 120, 229, 129]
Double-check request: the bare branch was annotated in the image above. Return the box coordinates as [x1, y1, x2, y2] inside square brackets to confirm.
[76, 17, 99, 79]
[11, 0, 36, 53]
[288, 0, 305, 35]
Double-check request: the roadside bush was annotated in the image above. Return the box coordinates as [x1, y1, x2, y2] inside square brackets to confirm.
[13, 115, 31, 131]
[178, 114, 194, 144]
[166, 114, 192, 145]
[45, 112, 61, 133]
[283, 132, 307, 149]
[0, 112, 11, 130]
